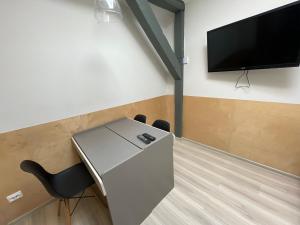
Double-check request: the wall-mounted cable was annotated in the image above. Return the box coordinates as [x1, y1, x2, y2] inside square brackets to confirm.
[235, 70, 250, 88]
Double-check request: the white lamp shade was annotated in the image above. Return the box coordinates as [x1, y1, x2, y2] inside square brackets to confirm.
[95, 0, 123, 23]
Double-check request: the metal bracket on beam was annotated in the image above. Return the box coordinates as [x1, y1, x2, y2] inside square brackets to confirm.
[125, 0, 182, 80]
[148, 0, 185, 12]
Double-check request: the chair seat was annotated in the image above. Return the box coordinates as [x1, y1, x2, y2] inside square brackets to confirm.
[52, 163, 95, 198]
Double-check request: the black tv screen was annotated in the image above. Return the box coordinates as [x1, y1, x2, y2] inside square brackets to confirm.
[207, 1, 300, 72]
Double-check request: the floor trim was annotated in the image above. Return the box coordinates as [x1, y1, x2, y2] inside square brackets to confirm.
[180, 137, 300, 181]
[8, 198, 55, 225]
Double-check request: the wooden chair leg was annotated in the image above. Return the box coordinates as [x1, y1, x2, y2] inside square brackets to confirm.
[64, 199, 72, 225]
[58, 199, 62, 216]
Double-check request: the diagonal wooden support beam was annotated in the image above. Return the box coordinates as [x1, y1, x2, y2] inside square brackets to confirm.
[125, 0, 182, 80]
[126, 0, 185, 137]
[174, 10, 184, 137]
[148, 0, 185, 12]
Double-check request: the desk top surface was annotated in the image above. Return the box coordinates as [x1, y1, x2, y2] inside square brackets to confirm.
[73, 122, 140, 176]
[73, 118, 169, 176]
[106, 118, 169, 149]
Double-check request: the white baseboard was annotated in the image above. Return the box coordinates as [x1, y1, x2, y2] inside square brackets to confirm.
[7, 198, 55, 225]
[179, 137, 300, 181]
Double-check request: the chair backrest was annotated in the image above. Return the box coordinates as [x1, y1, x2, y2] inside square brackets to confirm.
[152, 120, 170, 132]
[134, 114, 147, 123]
[20, 160, 61, 198]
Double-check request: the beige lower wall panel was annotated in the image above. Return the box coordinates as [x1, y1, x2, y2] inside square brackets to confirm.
[182, 96, 300, 177]
[165, 95, 175, 132]
[0, 96, 169, 225]
[2, 95, 300, 224]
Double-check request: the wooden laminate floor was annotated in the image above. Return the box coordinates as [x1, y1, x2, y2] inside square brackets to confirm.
[11, 139, 300, 225]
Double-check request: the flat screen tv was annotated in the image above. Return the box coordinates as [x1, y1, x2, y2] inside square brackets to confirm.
[207, 1, 300, 72]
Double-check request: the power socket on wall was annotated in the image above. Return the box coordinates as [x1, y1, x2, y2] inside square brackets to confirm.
[182, 56, 190, 64]
[6, 191, 23, 203]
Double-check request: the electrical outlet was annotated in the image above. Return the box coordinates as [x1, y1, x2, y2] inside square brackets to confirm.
[7, 191, 23, 203]
[182, 56, 190, 64]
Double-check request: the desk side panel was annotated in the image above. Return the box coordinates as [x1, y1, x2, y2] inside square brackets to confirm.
[102, 134, 174, 225]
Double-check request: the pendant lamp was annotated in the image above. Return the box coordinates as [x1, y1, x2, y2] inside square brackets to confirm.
[95, 0, 123, 23]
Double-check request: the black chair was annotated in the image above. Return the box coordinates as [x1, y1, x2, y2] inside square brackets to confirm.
[20, 160, 95, 225]
[134, 114, 147, 123]
[152, 119, 170, 132]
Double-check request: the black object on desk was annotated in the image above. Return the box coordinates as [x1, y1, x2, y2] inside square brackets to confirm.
[143, 133, 156, 142]
[137, 134, 151, 144]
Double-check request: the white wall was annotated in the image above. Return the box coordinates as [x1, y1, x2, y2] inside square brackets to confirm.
[182, 0, 300, 104]
[0, 0, 174, 133]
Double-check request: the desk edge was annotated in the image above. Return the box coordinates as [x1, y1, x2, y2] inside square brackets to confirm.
[72, 137, 107, 196]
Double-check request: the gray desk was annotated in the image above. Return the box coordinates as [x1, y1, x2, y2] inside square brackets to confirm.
[72, 118, 174, 225]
